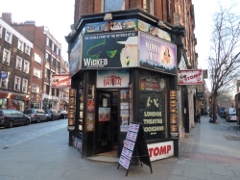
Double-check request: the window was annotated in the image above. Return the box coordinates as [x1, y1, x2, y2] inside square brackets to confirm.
[33, 68, 42, 78]
[143, 0, 154, 15]
[56, 47, 59, 55]
[0, 71, 9, 89]
[56, 89, 59, 97]
[5, 30, 12, 44]
[51, 88, 55, 96]
[0, 25, 2, 38]
[34, 53, 42, 64]
[44, 84, 50, 94]
[31, 103, 40, 109]
[45, 52, 50, 62]
[104, 0, 125, 12]
[14, 76, 21, 91]
[44, 68, 49, 79]
[23, 60, 30, 73]
[22, 78, 28, 93]
[16, 56, 23, 70]
[18, 40, 24, 51]
[2, 49, 11, 66]
[46, 37, 50, 46]
[0, 98, 7, 109]
[52, 57, 56, 67]
[32, 84, 40, 93]
[52, 43, 55, 51]
[25, 45, 31, 55]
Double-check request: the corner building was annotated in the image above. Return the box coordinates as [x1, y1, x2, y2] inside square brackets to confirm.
[66, 0, 197, 161]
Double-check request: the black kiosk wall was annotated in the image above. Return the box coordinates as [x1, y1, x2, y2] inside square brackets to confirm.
[117, 122, 153, 176]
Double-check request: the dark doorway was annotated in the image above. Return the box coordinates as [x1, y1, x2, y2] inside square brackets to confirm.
[95, 90, 118, 154]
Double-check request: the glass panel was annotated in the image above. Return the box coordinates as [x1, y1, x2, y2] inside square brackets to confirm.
[104, 0, 125, 12]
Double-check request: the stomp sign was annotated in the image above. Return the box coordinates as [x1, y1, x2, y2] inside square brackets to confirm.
[117, 122, 153, 176]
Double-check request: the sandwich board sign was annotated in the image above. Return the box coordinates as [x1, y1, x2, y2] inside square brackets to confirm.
[117, 122, 153, 176]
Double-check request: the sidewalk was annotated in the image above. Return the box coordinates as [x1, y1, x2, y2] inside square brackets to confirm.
[0, 116, 240, 180]
[169, 115, 240, 180]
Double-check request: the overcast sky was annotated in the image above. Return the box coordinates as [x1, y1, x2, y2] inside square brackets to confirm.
[0, 0, 75, 61]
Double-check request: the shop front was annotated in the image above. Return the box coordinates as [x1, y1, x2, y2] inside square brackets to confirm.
[66, 9, 185, 160]
[0, 91, 29, 111]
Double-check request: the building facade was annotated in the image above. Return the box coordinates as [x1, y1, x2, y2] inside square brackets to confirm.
[1, 13, 69, 111]
[73, 0, 197, 137]
[0, 16, 33, 111]
[65, 0, 198, 161]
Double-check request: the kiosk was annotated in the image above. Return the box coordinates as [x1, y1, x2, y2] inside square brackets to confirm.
[65, 9, 185, 160]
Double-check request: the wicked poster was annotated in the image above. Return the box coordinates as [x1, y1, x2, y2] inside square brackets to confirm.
[82, 31, 138, 69]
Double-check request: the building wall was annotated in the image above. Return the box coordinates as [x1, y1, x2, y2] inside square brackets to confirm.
[1, 13, 68, 111]
[0, 17, 33, 110]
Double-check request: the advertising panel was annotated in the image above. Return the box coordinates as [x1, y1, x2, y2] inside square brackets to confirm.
[139, 32, 177, 75]
[147, 141, 174, 161]
[52, 74, 71, 88]
[178, 69, 203, 85]
[82, 31, 138, 69]
[85, 19, 137, 33]
[169, 90, 179, 138]
[138, 20, 171, 41]
[97, 69, 129, 88]
[69, 33, 83, 77]
[139, 70, 166, 91]
[98, 107, 110, 122]
[138, 91, 166, 140]
[68, 89, 76, 131]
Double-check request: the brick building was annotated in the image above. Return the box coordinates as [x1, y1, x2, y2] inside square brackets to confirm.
[0, 16, 33, 111]
[1, 13, 69, 111]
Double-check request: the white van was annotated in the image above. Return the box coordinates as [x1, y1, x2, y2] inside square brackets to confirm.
[226, 108, 237, 122]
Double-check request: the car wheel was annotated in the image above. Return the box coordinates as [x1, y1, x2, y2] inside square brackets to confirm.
[37, 118, 40, 123]
[26, 119, 30, 125]
[9, 121, 14, 128]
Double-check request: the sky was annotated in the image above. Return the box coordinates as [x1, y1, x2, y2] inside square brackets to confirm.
[192, 0, 240, 92]
[192, 0, 240, 70]
[0, 0, 239, 79]
[0, 0, 75, 61]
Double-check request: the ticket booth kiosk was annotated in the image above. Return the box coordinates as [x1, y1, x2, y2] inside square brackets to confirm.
[66, 9, 185, 160]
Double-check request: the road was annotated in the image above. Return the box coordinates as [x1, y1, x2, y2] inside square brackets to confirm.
[0, 119, 67, 149]
[217, 115, 240, 134]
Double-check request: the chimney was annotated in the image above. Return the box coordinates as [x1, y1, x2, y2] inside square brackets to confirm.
[2, 13, 12, 24]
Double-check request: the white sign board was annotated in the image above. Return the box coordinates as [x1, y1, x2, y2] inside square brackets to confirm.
[178, 69, 203, 85]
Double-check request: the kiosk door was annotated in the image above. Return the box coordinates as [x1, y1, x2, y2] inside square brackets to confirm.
[96, 92, 112, 154]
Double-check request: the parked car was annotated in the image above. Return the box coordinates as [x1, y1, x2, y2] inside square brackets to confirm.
[219, 107, 227, 118]
[45, 109, 60, 120]
[24, 109, 48, 123]
[226, 108, 237, 122]
[58, 110, 68, 119]
[0, 109, 31, 128]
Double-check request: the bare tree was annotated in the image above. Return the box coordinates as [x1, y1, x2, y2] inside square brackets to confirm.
[208, 5, 240, 121]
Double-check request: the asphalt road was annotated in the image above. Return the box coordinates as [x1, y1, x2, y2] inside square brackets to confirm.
[0, 119, 67, 149]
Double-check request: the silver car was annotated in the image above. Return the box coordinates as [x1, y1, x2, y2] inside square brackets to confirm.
[24, 109, 48, 123]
